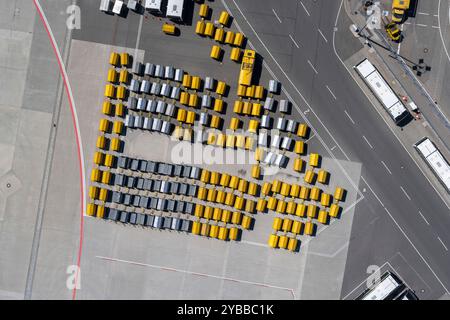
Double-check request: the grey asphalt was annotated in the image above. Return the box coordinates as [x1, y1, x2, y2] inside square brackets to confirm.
[222, 0, 450, 299]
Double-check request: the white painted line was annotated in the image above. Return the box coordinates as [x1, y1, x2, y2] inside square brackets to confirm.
[416, 23, 428, 27]
[134, 14, 144, 59]
[330, 145, 336, 151]
[326, 85, 337, 100]
[381, 160, 392, 175]
[432, 25, 440, 29]
[307, 60, 318, 74]
[344, 110, 355, 124]
[318, 28, 328, 42]
[418, 12, 430, 15]
[418, 211, 430, 225]
[289, 34, 300, 48]
[272, 8, 282, 23]
[299, 1, 310, 16]
[400, 186, 412, 201]
[361, 176, 384, 207]
[437, 237, 449, 251]
[362, 135, 373, 149]
[96, 255, 297, 297]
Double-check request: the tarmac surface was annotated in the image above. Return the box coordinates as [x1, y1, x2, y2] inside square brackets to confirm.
[0, 0, 449, 300]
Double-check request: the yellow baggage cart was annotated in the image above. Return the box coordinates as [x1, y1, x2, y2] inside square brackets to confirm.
[86, 203, 96, 216]
[216, 190, 226, 204]
[186, 111, 196, 124]
[251, 165, 260, 179]
[297, 123, 308, 138]
[224, 31, 235, 44]
[210, 45, 222, 60]
[237, 179, 248, 192]
[99, 119, 110, 133]
[214, 28, 225, 42]
[177, 108, 187, 122]
[107, 68, 118, 83]
[220, 173, 231, 187]
[195, 20, 206, 36]
[248, 120, 259, 133]
[248, 182, 258, 196]
[229, 117, 241, 130]
[254, 85, 264, 99]
[290, 184, 300, 198]
[200, 223, 211, 237]
[93, 151, 104, 165]
[282, 218, 293, 232]
[271, 180, 282, 193]
[96, 205, 106, 219]
[210, 115, 221, 128]
[233, 100, 243, 113]
[110, 137, 121, 152]
[233, 32, 245, 47]
[162, 23, 176, 35]
[280, 183, 291, 197]
[231, 211, 242, 224]
[96, 135, 107, 150]
[276, 200, 287, 214]
[191, 76, 201, 90]
[307, 204, 318, 219]
[219, 11, 230, 26]
[318, 210, 328, 224]
[241, 215, 252, 229]
[294, 140, 305, 155]
[262, 182, 272, 195]
[245, 137, 255, 150]
[304, 170, 315, 184]
[104, 154, 115, 168]
[203, 206, 213, 220]
[304, 221, 314, 236]
[299, 186, 310, 200]
[207, 188, 217, 202]
[321, 193, 331, 207]
[98, 188, 109, 201]
[245, 200, 255, 213]
[236, 85, 247, 97]
[182, 74, 192, 88]
[317, 170, 329, 184]
[272, 217, 282, 231]
[213, 99, 224, 113]
[215, 133, 225, 147]
[200, 170, 211, 184]
[216, 81, 227, 96]
[218, 226, 229, 241]
[115, 103, 124, 117]
[234, 197, 245, 210]
[119, 69, 128, 84]
[291, 221, 302, 235]
[209, 225, 219, 238]
[220, 210, 231, 223]
[288, 238, 298, 251]
[188, 94, 198, 108]
[197, 187, 207, 201]
[109, 52, 119, 66]
[334, 187, 345, 202]
[229, 227, 239, 241]
[205, 22, 215, 37]
[256, 199, 267, 212]
[101, 171, 111, 185]
[194, 204, 205, 218]
[104, 84, 115, 98]
[309, 153, 320, 167]
[116, 86, 126, 100]
[89, 186, 99, 200]
[329, 204, 340, 218]
[310, 187, 321, 201]
[226, 135, 236, 149]
[199, 4, 209, 18]
[242, 101, 251, 114]
[286, 201, 296, 215]
[295, 203, 306, 217]
[278, 235, 288, 249]
[112, 121, 123, 135]
[267, 197, 278, 210]
[192, 221, 201, 235]
[268, 234, 279, 248]
[120, 53, 129, 67]
[230, 47, 241, 62]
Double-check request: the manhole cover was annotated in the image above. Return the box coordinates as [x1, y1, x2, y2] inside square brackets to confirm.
[6, 183, 11, 188]
[424, 48, 429, 53]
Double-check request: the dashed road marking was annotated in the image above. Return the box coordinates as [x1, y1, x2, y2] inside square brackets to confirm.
[418, 211, 430, 225]
[400, 186, 412, 201]
[362, 135, 373, 149]
[437, 237, 448, 251]
[289, 34, 300, 48]
[272, 8, 282, 23]
[299, 1, 311, 16]
[381, 161, 392, 175]
[318, 28, 328, 42]
[326, 85, 337, 100]
[307, 60, 318, 74]
[344, 110, 355, 124]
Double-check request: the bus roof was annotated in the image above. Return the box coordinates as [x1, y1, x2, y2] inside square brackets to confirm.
[415, 138, 450, 191]
[167, 0, 184, 19]
[362, 274, 401, 300]
[355, 59, 407, 121]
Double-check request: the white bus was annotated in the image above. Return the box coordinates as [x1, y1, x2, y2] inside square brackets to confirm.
[357, 272, 404, 300]
[414, 137, 450, 193]
[166, 0, 184, 20]
[355, 59, 410, 125]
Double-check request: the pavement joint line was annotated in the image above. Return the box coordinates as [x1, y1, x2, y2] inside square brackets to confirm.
[344, 110, 355, 124]
[418, 210, 430, 225]
[272, 8, 282, 24]
[318, 28, 328, 43]
[325, 85, 337, 100]
[299, 1, 311, 16]
[224, 0, 364, 201]
[437, 237, 449, 251]
[400, 186, 412, 201]
[334, 0, 450, 212]
[307, 59, 318, 74]
[362, 135, 373, 149]
[289, 34, 300, 48]
[96, 255, 296, 297]
[380, 160, 392, 175]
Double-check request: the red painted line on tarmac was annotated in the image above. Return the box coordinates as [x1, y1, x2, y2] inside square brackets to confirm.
[32, 0, 85, 300]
